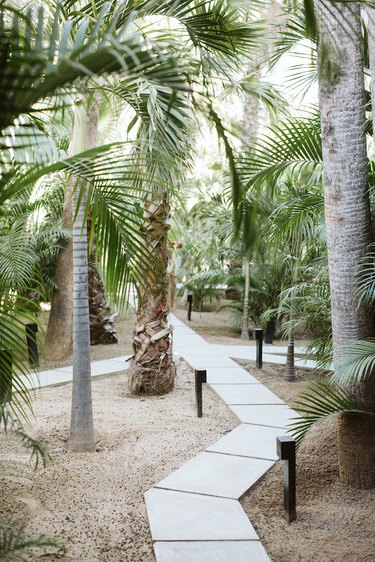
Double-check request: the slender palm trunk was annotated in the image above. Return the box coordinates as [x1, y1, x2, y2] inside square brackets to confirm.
[128, 194, 175, 395]
[286, 261, 296, 380]
[315, 1, 375, 487]
[241, 258, 250, 340]
[285, 332, 295, 381]
[68, 96, 95, 453]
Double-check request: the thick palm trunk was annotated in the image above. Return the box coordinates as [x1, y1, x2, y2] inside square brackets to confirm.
[315, 1, 375, 487]
[128, 195, 175, 395]
[68, 96, 95, 453]
[241, 258, 250, 340]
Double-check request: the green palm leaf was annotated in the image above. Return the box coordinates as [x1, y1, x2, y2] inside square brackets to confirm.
[0, 521, 66, 561]
[241, 115, 323, 191]
[289, 380, 371, 447]
[333, 339, 375, 386]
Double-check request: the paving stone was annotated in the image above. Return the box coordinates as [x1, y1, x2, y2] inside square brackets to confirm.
[206, 423, 288, 460]
[90, 360, 124, 375]
[145, 488, 258, 541]
[182, 355, 237, 369]
[211, 384, 284, 405]
[155, 451, 273, 499]
[206, 367, 259, 384]
[20, 369, 73, 390]
[154, 541, 271, 562]
[230, 404, 298, 429]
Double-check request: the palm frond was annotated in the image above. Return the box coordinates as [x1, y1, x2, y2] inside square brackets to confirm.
[0, 521, 66, 562]
[289, 380, 371, 447]
[240, 115, 322, 191]
[356, 243, 375, 306]
[0, 409, 51, 470]
[333, 339, 375, 386]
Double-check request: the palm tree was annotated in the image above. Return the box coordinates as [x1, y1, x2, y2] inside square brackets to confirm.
[68, 96, 96, 452]
[314, 0, 375, 488]
[1, 1, 197, 448]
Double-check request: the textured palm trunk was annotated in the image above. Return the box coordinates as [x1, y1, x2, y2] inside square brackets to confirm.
[315, 1, 375, 487]
[241, 258, 250, 340]
[88, 266, 118, 345]
[68, 96, 95, 453]
[128, 195, 175, 395]
[285, 333, 295, 381]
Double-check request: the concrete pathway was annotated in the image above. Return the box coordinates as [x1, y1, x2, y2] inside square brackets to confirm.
[25, 314, 310, 561]
[144, 314, 303, 562]
[20, 355, 130, 391]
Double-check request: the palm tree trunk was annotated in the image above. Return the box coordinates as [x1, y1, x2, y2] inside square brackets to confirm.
[285, 332, 295, 381]
[241, 258, 250, 340]
[128, 194, 175, 395]
[68, 96, 95, 453]
[315, 0, 375, 487]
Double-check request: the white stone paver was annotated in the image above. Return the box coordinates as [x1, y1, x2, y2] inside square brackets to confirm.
[144, 314, 308, 562]
[154, 541, 271, 562]
[145, 488, 258, 541]
[211, 383, 284, 405]
[156, 451, 273, 499]
[20, 356, 130, 391]
[230, 403, 298, 429]
[205, 366, 259, 384]
[206, 423, 289, 460]
[179, 354, 236, 368]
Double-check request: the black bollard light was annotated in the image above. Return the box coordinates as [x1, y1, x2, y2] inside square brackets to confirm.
[25, 323, 39, 368]
[276, 435, 296, 523]
[0, 349, 12, 403]
[264, 320, 275, 344]
[253, 328, 263, 369]
[187, 294, 193, 321]
[195, 369, 207, 418]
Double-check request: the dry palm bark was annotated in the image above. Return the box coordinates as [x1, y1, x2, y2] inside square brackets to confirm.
[87, 211, 118, 346]
[88, 266, 118, 345]
[128, 195, 175, 395]
[315, 1, 375, 488]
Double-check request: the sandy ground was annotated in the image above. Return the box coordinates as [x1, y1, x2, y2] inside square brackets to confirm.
[236, 360, 375, 562]
[1, 360, 237, 561]
[5, 305, 375, 561]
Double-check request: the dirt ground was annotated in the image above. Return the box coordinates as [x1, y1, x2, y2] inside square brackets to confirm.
[5, 305, 375, 561]
[1, 360, 237, 561]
